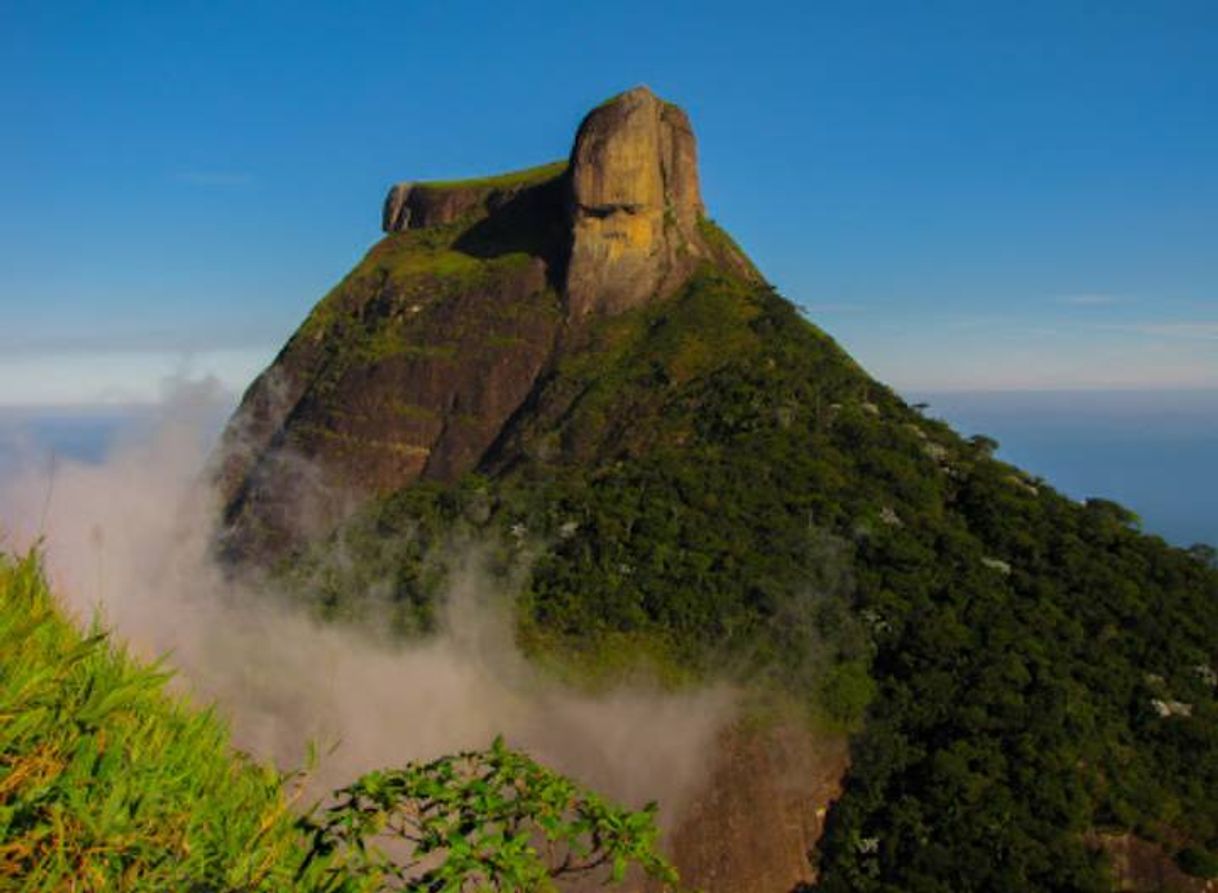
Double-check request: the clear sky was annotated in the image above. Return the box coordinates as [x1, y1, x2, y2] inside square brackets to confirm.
[2, 0, 1215, 405]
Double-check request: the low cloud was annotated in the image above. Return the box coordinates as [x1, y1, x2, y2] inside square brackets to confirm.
[0, 380, 735, 825]
[0, 349, 274, 407]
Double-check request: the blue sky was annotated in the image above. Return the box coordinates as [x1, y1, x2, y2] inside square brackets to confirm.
[2, 0, 1215, 405]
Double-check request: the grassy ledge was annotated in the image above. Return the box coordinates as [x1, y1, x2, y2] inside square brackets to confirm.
[413, 159, 568, 192]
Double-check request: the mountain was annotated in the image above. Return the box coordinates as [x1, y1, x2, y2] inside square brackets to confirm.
[215, 88, 1218, 891]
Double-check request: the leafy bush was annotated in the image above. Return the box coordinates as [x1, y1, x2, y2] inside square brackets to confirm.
[1177, 845, 1218, 879]
[300, 737, 677, 892]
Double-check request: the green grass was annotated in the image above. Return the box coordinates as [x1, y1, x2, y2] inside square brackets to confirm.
[0, 550, 332, 892]
[695, 216, 759, 277]
[414, 160, 567, 192]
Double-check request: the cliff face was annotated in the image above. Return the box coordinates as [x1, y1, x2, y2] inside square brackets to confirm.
[382, 160, 568, 232]
[216, 161, 569, 555]
[658, 724, 849, 892]
[216, 87, 752, 558]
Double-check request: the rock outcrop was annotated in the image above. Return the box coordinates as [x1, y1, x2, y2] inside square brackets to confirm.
[659, 724, 848, 892]
[382, 161, 568, 232]
[562, 722, 848, 893]
[213, 88, 835, 891]
[564, 86, 711, 318]
[211, 87, 1218, 893]
[384, 86, 752, 319]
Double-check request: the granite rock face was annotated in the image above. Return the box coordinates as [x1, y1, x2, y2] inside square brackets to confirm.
[564, 86, 711, 318]
[216, 165, 569, 560]
[657, 724, 847, 893]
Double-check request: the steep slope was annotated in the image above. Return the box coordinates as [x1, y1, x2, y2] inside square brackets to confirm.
[216, 89, 1218, 891]
[216, 161, 570, 559]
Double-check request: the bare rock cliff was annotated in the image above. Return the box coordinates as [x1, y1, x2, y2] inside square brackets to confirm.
[658, 723, 847, 893]
[565, 86, 711, 318]
[382, 161, 568, 232]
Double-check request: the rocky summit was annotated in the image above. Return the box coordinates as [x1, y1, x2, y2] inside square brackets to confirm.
[216, 87, 753, 559]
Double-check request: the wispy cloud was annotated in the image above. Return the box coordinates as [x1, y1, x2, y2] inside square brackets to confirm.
[1058, 293, 1126, 306]
[941, 314, 1016, 331]
[175, 170, 254, 187]
[1105, 321, 1218, 340]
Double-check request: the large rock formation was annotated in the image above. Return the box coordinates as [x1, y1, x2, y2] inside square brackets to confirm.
[564, 86, 711, 318]
[382, 86, 745, 319]
[207, 86, 1218, 893]
[211, 91, 852, 886]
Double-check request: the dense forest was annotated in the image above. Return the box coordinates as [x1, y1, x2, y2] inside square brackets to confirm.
[280, 258, 1218, 890]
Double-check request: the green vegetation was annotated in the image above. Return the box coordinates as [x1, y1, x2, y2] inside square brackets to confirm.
[695, 215, 760, 276]
[0, 549, 313, 891]
[289, 220, 561, 411]
[298, 223, 528, 345]
[0, 551, 679, 890]
[283, 263, 1218, 889]
[414, 160, 567, 192]
[301, 737, 676, 892]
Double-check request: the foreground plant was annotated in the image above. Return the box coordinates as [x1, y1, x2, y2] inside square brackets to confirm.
[0, 549, 314, 891]
[299, 736, 678, 892]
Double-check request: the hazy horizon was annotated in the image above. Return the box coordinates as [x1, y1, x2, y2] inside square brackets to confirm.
[4, 386, 1214, 550]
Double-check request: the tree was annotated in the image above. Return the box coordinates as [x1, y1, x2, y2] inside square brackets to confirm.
[299, 737, 680, 892]
[968, 434, 1000, 457]
[1187, 542, 1217, 568]
[1083, 497, 1141, 530]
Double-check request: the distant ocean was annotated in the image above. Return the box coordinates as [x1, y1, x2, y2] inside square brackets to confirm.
[909, 389, 1218, 549]
[1, 390, 1215, 548]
